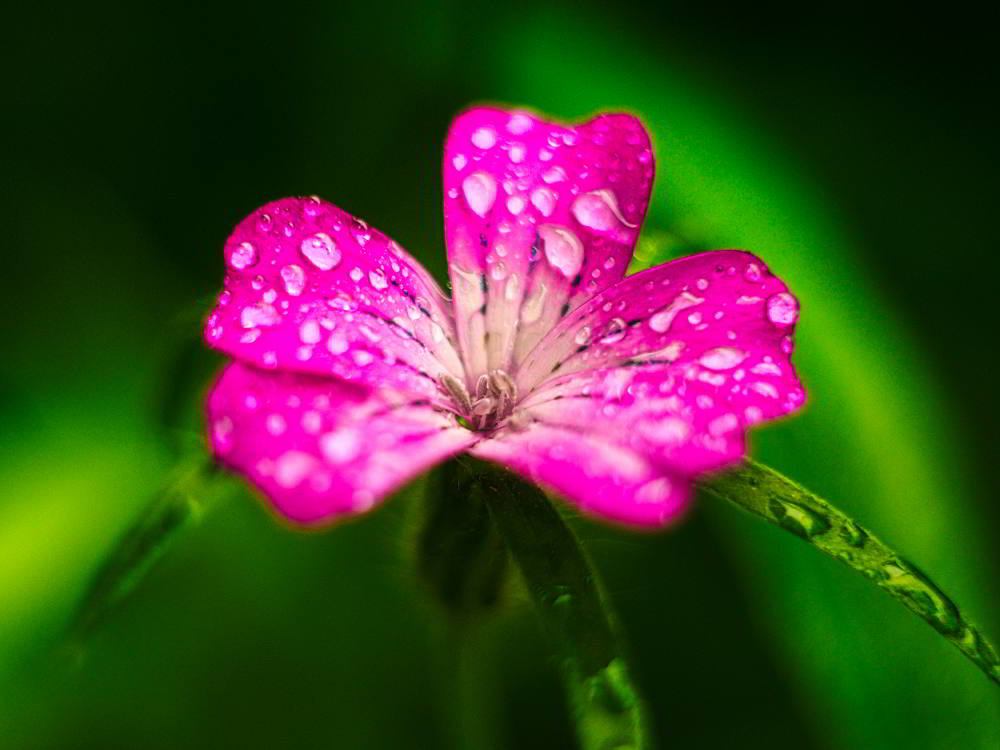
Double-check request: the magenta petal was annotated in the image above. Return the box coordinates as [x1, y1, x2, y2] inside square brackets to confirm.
[471, 425, 688, 528]
[490, 250, 806, 519]
[516, 250, 806, 408]
[207, 363, 476, 524]
[443, 107, 654, 383]
[204, 197, 464, 403]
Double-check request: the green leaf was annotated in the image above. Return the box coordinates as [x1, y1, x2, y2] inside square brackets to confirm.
[68, 456, 228, 646]
[702, 460, 1000, 685]
[471, 462, 654, 750]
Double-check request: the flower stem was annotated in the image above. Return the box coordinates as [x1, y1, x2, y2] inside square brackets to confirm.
[700, 459, 1000, 686]
[469, 462, 655, 750]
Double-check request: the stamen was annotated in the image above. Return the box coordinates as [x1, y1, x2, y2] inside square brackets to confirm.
[442, 369, 519, 431]
[439, 373, 472, 413]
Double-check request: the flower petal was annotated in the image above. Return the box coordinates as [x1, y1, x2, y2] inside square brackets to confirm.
[443, 107, 654, 384]
[204, 197, 464, 403]
[515, 250, 805, 407]
[207, 363, 476, 524]
[471, 424, 688, 528]
[506, 250, 805, 480]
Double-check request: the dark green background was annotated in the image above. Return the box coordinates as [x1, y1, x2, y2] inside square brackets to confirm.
[2, 2, 998, 748]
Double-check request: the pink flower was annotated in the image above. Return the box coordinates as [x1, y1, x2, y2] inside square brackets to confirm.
[204, 107, 805, 528]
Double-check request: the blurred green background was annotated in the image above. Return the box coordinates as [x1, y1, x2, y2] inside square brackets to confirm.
[2, 2, 999, 748]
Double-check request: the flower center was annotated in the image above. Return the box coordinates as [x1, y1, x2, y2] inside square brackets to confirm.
[439, 370, 518, 432]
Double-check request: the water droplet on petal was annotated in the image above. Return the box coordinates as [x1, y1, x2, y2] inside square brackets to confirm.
[240, 303, 280, 328]
[280, 264, 306, 296]
[599, 317, 628, 345]
[635, 477, 673, 504]
[506, 195, 525, 215]
[229, 241, 257, 270]
[274, 451, 318, 488]
[212, 416, 234, 453]
[767, 292, 799, 327]
[368, 269, 388, 290]
[539, 224, 584, 278]
[462, 171, 498, 217]
[266, 414, 287, 436]
[430, 321, 446, 343]
[471, 127, 497, 149]
[507, 113, 533, 135]
[300, 232, 341, 270]
[530, 187, 556, 217]
[574, 326, 592, 346]
[349, 267, 364, 283]
[521, 283, 548, 324]
[327, 331, 349, 355]
[572, 189, 636, 232]
[699, 347, 747, 370]
[320, 428, 362, 463]
[649, 291, 703, 333]
[542, 166, 566, 184]
[299, 319, 321, 344]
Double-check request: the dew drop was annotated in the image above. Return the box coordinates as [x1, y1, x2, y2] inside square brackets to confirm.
[274, 451, 317, 488]
[635, 477, 673, 504]
[471, 127, 497, 149]
[368, 269, 388, 290]
[300, 232, 341, 270]
[542, 166, 566, 184]
[327, 331, 349, 355]
[320, 427, 362, 463]
[280, 264, 305, 296]
[571, 189, 635, 232]
[574, 326, 592, 346]
[299, 319, 321, 344]
[349, 267, 364, 283]
[240, 303, 280, 329]
[539, 224, 584, 278]
[767, 497, 831, 539]
[700, 347, 747, 370]
[530, 187, 556, 217]
[507, 113, 533, 135]
[462, 171, 498, 217]
[229, 241, 257, 270]
[599, 317, 627, 345]
[506, 195, 525, 215]
[767, 292, 799, 327]
[648, 291, 703, 333]
[521, 282, 548, 323]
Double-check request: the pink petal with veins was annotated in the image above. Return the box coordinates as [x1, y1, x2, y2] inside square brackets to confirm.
[471, 425, 687, 527]
[204, 197, 463, 403]
[207, 363, 476, 524]
[443, 107, 654, 385]
[516, 250, 804, 406]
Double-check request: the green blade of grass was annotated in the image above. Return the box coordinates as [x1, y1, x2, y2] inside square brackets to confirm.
[702, 460, 999, 685]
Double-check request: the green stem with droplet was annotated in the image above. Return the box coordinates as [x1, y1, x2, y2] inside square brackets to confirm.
[68, 456, 229, 646]
[701, 459, 1000, 685]
[468, 461, 655, 750]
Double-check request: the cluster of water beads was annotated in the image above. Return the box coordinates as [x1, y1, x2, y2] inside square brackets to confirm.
[209, 198, 470, 396]
[702, 461, 1000, 683]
